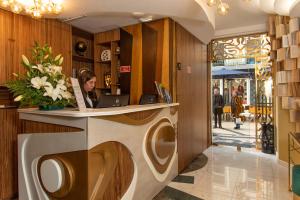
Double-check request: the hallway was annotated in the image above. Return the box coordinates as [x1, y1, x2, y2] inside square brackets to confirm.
[165, 146, 291, 200]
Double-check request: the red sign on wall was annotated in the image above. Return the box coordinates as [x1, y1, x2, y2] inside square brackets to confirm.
[120, 66, 131, 73]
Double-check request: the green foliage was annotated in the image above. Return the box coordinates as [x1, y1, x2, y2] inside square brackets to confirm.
[6, 42, 74, 107]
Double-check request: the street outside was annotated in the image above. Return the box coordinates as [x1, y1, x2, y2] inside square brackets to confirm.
[212, 120, 256, 148]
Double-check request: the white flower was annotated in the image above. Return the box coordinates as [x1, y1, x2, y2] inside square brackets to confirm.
[56, 79, 66, 91]
[22, 55, 30, 66]
[49, 65, 62, 75]
[44, 67, 50, 73]
[54, 54, 61, 61]
[32, 64, 45, 73]
[31, 76, 50, 89]
[14, 95, 23, 101]
[43, 85, 62, 101]
[58, 57, 64, 65]
[61, 91, 72, 99]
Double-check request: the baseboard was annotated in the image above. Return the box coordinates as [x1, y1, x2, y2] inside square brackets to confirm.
[276, 152, 289, 167]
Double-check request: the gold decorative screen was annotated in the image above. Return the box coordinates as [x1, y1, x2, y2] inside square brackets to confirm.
[209, 33, 272, 80]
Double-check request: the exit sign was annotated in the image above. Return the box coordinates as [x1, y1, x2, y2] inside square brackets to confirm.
[120, 66, 131, 73]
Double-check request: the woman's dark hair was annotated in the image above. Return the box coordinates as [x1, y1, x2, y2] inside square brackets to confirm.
[78, 70, 97, 101]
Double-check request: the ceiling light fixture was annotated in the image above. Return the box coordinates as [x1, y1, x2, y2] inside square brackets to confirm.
[0, 0, 64, 18]
[139, 16, 153, 22]
[207, 0, 217, 6]
[217, 2, 229, 15]
[207, 0, 251, 15]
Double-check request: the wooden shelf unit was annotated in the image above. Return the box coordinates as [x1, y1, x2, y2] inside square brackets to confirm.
[94, 29, 132, 95]
[72, 27, 94, 78]
[94, 40, 120, 93]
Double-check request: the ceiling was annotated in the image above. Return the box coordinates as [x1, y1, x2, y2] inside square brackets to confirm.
[27, 0, 300, 42]
[213, 0, 268, 38]
[54, 0, 215, 43]
[215, 0, 267, 30]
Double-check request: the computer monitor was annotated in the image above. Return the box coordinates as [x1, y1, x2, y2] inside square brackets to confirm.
[96, 94, 129, 108]
[139, 94, 158, 105]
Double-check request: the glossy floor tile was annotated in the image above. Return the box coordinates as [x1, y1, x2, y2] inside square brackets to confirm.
[167, 146, 293, 200]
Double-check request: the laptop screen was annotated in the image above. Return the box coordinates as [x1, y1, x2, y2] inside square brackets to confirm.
[96, 95, 129, 108]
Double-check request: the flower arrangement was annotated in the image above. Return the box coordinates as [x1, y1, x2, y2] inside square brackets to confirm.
[6, 42, 74, 109]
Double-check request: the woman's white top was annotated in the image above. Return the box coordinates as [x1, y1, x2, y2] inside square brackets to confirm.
[86, 95, 93, 108]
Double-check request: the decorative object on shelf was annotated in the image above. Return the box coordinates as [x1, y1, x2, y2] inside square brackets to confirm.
[104, 73, 112, 88]
[74, 41, 87, 56]
[115, 46, 120, 54]
[101, 49, 111, 61]
[78, 67, 90, 75]
[204, 0, 251, 15]
[6, 42, 74, 109]
[0, 0, 64, 18]
[154, 81, 172, 103]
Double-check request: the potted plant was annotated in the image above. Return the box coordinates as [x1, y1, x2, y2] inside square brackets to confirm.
[6, 42, 74, 110]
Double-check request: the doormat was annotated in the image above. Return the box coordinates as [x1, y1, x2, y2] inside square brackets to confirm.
[153, 186, 203, 200]
[172, 175, 194, 184]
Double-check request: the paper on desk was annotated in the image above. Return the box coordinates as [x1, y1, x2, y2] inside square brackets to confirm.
[71, 78, 87, 111]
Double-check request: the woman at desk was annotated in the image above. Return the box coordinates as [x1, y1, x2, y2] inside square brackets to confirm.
[78, 70, 97, 108]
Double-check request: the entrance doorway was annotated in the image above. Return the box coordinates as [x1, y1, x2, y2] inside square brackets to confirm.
[209, 33, 273, 149]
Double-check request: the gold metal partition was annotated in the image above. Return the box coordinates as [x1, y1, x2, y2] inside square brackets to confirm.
[209, 33, 273, 149]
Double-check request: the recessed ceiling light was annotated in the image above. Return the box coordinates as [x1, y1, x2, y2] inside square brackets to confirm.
[139, 16, 153, 22]
[132, 12, 144, 16]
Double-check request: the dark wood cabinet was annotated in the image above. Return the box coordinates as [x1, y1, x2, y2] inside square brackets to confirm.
[119, 28, 133, 96]
[142, 24, 158, 95]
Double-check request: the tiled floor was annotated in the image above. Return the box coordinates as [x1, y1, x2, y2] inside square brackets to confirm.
[167, 146, 292, 200]
[212, 121, 256, 148]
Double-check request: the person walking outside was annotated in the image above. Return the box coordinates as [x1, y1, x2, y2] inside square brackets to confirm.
[231, 89, 244, 129]
[213, 88, 224, 128]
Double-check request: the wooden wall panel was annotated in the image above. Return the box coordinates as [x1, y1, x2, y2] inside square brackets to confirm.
[94, 29, 120, 44]
[9, 13, 46, 80]
[45, 20, 72, 76]
[0, 10, 12, 85]
[175, 23, 208, 172]
[0, 9, 72, 85]
[0, 109, 19, 200]
[202, 45, 208, 151]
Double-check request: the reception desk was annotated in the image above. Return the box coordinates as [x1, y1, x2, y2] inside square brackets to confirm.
[18, 103, 179, 200]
